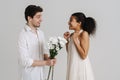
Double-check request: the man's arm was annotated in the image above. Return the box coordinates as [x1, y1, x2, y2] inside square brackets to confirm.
[31, 59, 54, 67]
[44, 54, 49, 60]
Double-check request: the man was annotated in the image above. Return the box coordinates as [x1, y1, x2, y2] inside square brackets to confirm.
[18, 5, 55, 80]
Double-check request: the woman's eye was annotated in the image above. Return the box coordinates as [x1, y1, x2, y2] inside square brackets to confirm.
[70, 19, 72, 22]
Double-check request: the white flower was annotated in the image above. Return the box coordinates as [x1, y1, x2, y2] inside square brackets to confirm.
[48, 42, 55, 49]
[48, 36, 67, 50]
[51, 44, 55, 49]
[58, 36, 67, 44]
[59, 41, 65, 47]
[58, 36, 62, 40]
[49, 37, 58, 45]
[56, 46, 60, 51]
[49, 37, 54, 41]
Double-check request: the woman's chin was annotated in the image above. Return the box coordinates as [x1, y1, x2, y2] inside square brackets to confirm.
[69, 27, 73, 30]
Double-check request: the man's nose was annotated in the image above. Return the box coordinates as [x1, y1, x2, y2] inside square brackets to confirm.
[40, 18, 42, 22]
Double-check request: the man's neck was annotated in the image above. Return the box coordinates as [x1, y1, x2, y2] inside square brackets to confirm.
[27, 23, 37, 34]
[27, 23, 37, 31]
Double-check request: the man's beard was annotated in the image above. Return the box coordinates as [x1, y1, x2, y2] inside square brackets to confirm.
[33, 24, 40, 28]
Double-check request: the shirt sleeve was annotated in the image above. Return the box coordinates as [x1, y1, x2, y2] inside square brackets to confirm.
[18, 33, 33, 68]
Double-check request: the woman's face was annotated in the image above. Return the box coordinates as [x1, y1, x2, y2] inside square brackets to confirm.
[68, 16, 80, 30]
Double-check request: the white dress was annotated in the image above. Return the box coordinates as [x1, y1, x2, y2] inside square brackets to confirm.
[18, 24, 48, 80]
[66, 32, 94, 80]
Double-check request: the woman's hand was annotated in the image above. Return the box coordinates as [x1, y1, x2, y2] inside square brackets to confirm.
[64, 31, 70, 41]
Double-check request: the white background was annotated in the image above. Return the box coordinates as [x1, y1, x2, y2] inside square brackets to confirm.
[0, 0, 120, 80]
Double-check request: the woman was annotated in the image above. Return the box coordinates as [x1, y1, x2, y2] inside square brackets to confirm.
[64, 12, 96, 80]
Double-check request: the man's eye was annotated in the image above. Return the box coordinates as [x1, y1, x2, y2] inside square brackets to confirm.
[37, 16, 40, 18]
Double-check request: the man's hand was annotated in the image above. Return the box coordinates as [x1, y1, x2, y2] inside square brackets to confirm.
[45, 58, 56, 66]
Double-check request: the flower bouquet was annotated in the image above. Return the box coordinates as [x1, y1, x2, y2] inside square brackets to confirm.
[47, 36, 67, 80]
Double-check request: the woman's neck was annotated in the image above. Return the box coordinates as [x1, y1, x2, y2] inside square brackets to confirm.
[74, 25, 82, 33]
[74, 28, 81, 33]
[75, 30, 80, 33]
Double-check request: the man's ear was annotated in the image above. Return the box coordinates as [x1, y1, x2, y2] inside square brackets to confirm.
[28, 16, 32, 22]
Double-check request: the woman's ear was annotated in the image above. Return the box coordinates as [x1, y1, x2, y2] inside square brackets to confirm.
[78, 22, 81, 26]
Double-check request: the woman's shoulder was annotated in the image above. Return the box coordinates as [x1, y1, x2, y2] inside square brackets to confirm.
[80, 31, 89, 38]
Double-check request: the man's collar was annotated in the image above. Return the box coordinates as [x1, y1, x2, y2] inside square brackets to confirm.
[24, 24, 39, 32]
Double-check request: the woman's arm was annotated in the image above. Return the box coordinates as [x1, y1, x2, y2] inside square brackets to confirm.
[65, 33, 74, 52]
[73, 31, 89, 60]
[64, 32, 71, 52]
[66, 40, 69, 52]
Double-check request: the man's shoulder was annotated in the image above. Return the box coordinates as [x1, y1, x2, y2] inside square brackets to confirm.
[18, 28, 28, 38]
[19, 28, 26, 34]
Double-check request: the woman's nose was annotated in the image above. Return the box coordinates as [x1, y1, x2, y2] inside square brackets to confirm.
[68, 21, 70, 25]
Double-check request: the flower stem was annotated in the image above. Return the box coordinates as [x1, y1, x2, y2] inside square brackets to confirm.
[47, 66, 52, 80]
[51, 66, 54, 80]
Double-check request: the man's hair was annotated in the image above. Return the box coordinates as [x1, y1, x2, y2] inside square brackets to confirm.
[25, 5, 43, 21]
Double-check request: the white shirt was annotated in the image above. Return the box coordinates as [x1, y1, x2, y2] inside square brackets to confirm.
[18, 24, 48, 80]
